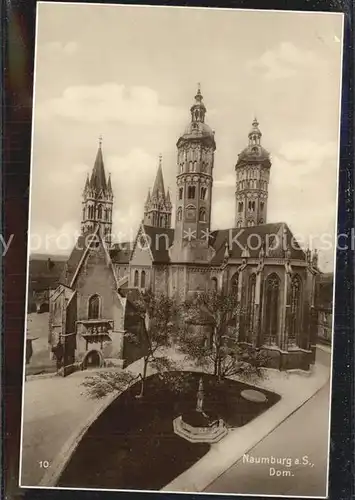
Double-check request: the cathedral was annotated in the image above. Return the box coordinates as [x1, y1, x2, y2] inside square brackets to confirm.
[49, 85, 320, 373]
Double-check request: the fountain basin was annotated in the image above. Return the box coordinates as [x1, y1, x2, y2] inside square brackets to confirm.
[173, 414, 228, 444]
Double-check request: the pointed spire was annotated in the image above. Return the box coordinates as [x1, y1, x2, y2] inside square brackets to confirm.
[107, 173, 112, 193]
[166, 188, 171, 204]
[90, 136, 107, 192]
[151, 154, 165, 199]
[84, 173, 90, 191]
[145, 188, 151, 205]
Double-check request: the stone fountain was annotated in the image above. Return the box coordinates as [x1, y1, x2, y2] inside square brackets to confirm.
[173, 376, 227, 444]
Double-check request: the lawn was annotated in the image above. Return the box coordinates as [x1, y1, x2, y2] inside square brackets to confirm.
[58, 371, 280, 491]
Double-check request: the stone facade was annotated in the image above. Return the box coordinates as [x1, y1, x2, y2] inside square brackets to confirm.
[46, 86, 325, 372]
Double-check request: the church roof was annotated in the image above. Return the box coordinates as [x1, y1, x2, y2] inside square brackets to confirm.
[59, 232, 93, 286]
[89, 144, 107, 192]
[142, 225, 175, 262]
[210, 222, 305, 264]
[110, 242, 132, 264]
[236, 145, 271, 166]
[29, 257, 66, 292]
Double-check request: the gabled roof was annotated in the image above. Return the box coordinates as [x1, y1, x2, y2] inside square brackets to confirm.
[110, 242, 132, 264]
[142, 225, 174, 263]
[210, 222, 305, 265]
[59, 233, 92, 286]
[29, 258, 66, 292]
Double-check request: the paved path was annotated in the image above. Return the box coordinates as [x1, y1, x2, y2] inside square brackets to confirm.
[21, 370, 103, 486]
[204, 349, 331, 497]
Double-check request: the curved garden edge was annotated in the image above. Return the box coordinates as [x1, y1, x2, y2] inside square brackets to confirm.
[38, 359, 330, 491]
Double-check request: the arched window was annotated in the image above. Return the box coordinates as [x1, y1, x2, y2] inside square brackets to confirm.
[260, 201, 264, 211]
[211, 277, 218, 291]
[177, 207, 182, 221]
[179, 187, 183, 200]
[289, 275, 302, 346]
[247, 274, 256, 335]
[180, 163, 184, 173]
[264, 273, 280, 345]
[97, 205, 103, 219]
[237, 221, 242, 228]
[141, 270, 146, 289]
[199, 208, 206, 222]
[82, 207, 86, 220]
[193, 161, 197, 171]
[105, 208, 109, 220]
[88, 294, 100, 319]
[188, 186, 196, 199]
[200, 187, 207, 200]
[134, 270, 139, 287]
[238, 202, 243, 212]
[189, 161, 193, 172]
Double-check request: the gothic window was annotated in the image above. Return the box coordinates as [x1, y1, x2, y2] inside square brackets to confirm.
[189, 161, 193, 172]
[97, 205, 103, 219]
[82, 207, 85, 220]
[187, 186, 196, 199]
[248, 201, 255, 211]
[237, 221, 242, 228]
[211, 277, 218, 291]
[134, 270, 139, 287]
[264, 273, 280, 345]
[231, 273, 239, 295]
[199, 208, 207, 222]
[193, 161, 197, 171]
[88, 294, 100, 320]
[179, 187, 183, 200]
[200, 187, 207, 200]
[201, 162, 207, 173]
[105, 208, 109, 220]
[141, 270, 146, 289]
[177, 207, 182, 221]
[260, 201, 264, 211]
[247, 274, 256, 334]
[180, 163, 184, 173]
[289, 275, 302, 346]
[238, 202, 243, 212]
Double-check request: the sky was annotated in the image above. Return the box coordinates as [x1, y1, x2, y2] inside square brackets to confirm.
[30, 3, 344, 271]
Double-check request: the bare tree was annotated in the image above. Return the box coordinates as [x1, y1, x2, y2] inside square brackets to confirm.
[82, 289, 180, 399]
[179, 288, 267, 381]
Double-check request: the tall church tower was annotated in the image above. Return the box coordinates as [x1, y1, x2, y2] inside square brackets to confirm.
[235, 118, 271, 228]
[170, 85, 216, 262]
[143, 155, 172, 228]
[81, 138, 113, 246]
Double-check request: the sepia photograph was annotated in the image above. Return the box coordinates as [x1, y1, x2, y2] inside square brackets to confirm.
[20, 3, 343, 497]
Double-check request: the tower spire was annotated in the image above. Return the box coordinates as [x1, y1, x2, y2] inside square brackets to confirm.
[143, 154, 171, 228]
[235, 118, 271, 228]
[81, 140, 114, 246]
